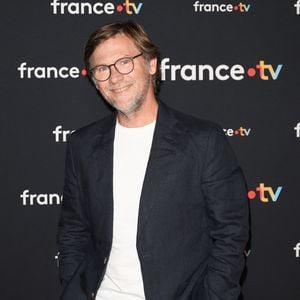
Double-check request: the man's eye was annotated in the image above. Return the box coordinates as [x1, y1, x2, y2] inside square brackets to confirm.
[119, 58, 131, 65]
[97, 66, 108, 72]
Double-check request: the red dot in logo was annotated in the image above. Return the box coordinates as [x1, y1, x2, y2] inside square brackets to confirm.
[81, 69, 87, 76]
[248, 191, 256, 200]
[117, 5, 123, 12]
[247, 68, 256, 77]
[234, 130, 239, 135]
[234, 6, 238, 11]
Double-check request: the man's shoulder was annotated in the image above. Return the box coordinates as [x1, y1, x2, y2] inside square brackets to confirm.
[67, 113, 114, 144]
[164, 103, 231, 158]
[165, 103, 222, 136]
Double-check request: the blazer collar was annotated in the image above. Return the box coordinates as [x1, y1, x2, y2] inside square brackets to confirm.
[92, 100, 181, 156]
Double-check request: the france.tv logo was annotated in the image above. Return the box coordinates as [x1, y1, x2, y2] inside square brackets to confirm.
[193, 2, 250, 13]
[161, 59, 283, 81]
[51, 0, 143, 15]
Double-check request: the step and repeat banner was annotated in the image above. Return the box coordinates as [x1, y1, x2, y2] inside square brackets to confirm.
[1, 0, 300, 299]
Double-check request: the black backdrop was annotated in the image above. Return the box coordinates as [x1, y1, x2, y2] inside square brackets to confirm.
[1, 0, 300, 299]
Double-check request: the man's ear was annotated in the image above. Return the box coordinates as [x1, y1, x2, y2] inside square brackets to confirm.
[149, 57, 157, 75]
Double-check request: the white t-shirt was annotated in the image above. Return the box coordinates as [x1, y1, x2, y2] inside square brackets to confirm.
[96, 120, 156, 300]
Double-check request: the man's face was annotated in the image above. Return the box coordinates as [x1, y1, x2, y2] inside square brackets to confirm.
[89, 34, 157, 116]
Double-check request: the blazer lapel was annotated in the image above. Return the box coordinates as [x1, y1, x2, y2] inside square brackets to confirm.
[90, 114, 116, 243]
[137, 102, 183, 239]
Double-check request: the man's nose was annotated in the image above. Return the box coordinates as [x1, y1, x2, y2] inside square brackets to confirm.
[109, 65, 123, 83]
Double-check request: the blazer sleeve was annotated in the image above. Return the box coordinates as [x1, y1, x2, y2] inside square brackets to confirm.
[56, 135, 91, 287]
[201, 125, 249, 300]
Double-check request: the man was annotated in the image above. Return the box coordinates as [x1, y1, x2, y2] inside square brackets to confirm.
[57, 21, 249, 300]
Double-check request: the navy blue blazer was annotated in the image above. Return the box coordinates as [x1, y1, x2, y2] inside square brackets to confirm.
[57, 101, 249, 300]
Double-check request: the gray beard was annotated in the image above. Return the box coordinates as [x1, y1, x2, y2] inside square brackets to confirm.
[107, 76, 151, 117]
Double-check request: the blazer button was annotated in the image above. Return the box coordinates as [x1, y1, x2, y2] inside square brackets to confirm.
[103, 257, 107, 264]
[91, 292, 95, 299]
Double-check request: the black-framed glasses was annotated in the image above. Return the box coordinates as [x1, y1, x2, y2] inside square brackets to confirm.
[89, 53, 143, 82]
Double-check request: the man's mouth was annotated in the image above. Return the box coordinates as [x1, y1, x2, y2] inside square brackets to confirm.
[110, 84, 131, 93]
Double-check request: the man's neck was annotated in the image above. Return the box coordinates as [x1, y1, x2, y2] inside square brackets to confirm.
[117, 97, 158, 128]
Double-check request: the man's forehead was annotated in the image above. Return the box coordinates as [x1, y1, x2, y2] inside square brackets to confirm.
[98, 34, 138, 52]
[91, 33, 139, 63]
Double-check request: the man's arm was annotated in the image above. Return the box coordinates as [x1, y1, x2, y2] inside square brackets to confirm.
[57, 136, 91, 287]
[201, 125, 249, 300]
